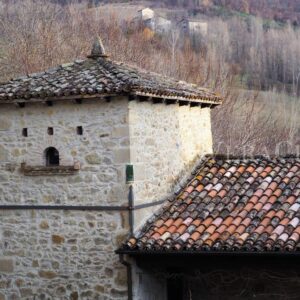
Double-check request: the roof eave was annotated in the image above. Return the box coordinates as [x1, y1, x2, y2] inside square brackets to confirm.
[133, 90, 222, 105]
[0, 92, 222, 106]
[0, 93, 120, 104]
[116, 249, 300, 257]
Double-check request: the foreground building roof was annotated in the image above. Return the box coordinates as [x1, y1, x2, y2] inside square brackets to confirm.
[0, 39, 221, 105]
[122, 155, 300, 253]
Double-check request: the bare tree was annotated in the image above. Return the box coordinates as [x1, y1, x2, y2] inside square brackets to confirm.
[0, 0, 299, 155]
[167, 27, 180, 74]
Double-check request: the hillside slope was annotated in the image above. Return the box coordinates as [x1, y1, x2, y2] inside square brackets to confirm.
[48, 0, 300, 24]
[137, 0, 300, 24]
[212, 0, 300, 24]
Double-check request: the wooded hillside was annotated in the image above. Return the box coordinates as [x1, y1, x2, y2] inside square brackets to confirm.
[144, 0, 300, 24]
[212, 0, 300, 24]
[41, 0, 300, 24]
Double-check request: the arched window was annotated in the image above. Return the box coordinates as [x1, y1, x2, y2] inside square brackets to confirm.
[45, 147, 59, 166]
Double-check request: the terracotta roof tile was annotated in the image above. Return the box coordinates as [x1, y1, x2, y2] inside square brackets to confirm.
[280, 218, 290, 226]
[164, 219, 174, 227]
[191, 219, 201, 227]
[173, 218, 184, 227]
[254, 225, 265, 235]
[195, 225, 206, 234]
[157, 225, 168, 235]
[216, 224, 227, 234]
[226, 225, 237, 234]
[166, 225, 177, 234]
[122, 155, 300, 253]
[289, 232, 299, 243]
[294, 226, 300, 235]
[177, 224, 187, 235]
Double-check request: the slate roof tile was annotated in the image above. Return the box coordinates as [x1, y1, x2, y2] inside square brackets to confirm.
[122, 155, 300, 253]
[0, 55, 221, 104]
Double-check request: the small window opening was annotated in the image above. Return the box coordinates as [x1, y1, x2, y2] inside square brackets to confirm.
[45, 147, 59, 166]
[48, 127, 54, 135]
[22, 128, 28, 137]
[77, 126, 83, 135]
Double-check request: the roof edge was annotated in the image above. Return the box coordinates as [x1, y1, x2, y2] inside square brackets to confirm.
[0, 93, 222, 106]
[205, 154, 300, 160]
[118, 153, 300, 253]
[116, 249, 300, 256]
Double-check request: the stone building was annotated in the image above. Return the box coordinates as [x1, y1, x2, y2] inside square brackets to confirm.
[134, 8, 172, 34]
[121, 155, 300, 299]
[138, 8, 154, 21]
[2, 37, 298, 300]
[0, 38, 221, 299]
[178, 18, 208, 37]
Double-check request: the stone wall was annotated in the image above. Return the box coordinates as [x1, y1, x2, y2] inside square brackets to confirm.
[0, 210, 127, 299]
[0, 97, 213, 299]
[0, 98, 130, 206]
[128, 101, 212, 228]
[128, 101, 212, 300]
[0, 97, 130, 299]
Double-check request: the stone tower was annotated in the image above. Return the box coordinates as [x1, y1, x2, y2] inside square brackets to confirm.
[0, 39, 221, 299]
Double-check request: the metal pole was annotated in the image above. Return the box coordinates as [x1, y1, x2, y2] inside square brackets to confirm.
[128, 185, 134, 235]
[119, 254, 133, 300]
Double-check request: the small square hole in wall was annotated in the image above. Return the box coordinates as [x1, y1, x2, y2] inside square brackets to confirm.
[47, 127, 54, 135]
[77, 126, 83, 135]
[22, 128, 28, 137]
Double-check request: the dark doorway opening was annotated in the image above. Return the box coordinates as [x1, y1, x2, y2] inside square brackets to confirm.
[167, 276, 184, 300]
[45, 147, 59, 166]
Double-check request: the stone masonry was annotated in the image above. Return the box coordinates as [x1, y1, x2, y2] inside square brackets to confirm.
[129, 101, 212, 228]
[0, 97, 130, 299]
[0, 96, 213, 299]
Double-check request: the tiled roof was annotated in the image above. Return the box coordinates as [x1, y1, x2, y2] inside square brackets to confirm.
[0, 56, 221, 105]
[123, 155, 300, 253]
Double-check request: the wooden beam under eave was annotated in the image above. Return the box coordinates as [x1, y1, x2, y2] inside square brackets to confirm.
[178, 100, 190, 106]
[45, 100, 53, 106]
[128, 94, 138, 101]
[138, 95, 151, 102]
[17, 102, 25, 108]
[152, 97, 164, 104]
[165, 99, 178, 105]
[75, 99, 82, 104]
[105, 96, 111, 102]
[190, 102, 202, 107]
[201, 103, 212, 108]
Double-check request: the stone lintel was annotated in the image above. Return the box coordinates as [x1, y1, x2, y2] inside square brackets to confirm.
[20, 162, 80, 176]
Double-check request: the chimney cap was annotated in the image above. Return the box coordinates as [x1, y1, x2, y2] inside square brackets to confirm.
[87, 36, 109, 59]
